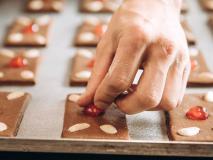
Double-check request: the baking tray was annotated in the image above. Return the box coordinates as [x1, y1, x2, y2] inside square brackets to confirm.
[0, 0, 212, 157]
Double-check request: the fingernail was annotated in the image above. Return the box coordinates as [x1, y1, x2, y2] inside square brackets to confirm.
[76, 94, 86, 106]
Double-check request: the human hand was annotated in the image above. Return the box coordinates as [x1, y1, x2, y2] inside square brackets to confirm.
[78, 0, 190, 114]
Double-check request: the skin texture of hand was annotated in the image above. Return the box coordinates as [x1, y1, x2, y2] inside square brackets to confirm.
[78, 0, 190, 114]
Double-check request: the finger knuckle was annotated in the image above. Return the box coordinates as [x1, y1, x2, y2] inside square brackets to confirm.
[139, 93, 161, 108]
[166, 41, 176, 55]
[159, 37, 177, 54]
[107, 77, 130, 93]
[162, 98, 178, 111]
[116, 101, 133, 115]
[128, 25, 149, 43]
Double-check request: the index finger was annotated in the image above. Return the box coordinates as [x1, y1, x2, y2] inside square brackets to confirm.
[78, 33, 117, 107]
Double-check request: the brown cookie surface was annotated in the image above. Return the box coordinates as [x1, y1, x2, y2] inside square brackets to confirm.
[181, 20, 196, 45]
[4, 16, 51, 47]
[74, 18, 195, 46]
[0, 49, 41, 85]
[26, 0, 64, 12]
[62, 94, 129, 140]
[200, 0, 213, 11]
[69, 49, 94, 86]
[74, 18, 108, 46]
[181, 0, 188, 13]
[188, 47, 213, 87]
[0, 91, 31, 137]
[167, 94, 213, 141]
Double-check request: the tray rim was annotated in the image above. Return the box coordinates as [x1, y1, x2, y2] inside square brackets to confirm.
[0, 137, 212, 157]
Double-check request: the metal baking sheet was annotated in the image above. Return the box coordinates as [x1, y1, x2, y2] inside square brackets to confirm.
[0, 0, 212, 157]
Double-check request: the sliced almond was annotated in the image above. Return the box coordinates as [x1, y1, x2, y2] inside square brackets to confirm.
[78, 32, 96, 42]
[20, 70, 34, 79]
[7, 91, 25, 100]
[189, 46, 199, 57]
[84, 16, 100, 26]
[75, 70, 91, 79]
[177, 127, 200, 137]
[204, 91, 213, 102]
[105, 1, 120, 10]
[68, 94, 81, 103]
[29, 0, 44, 10]
[100, 124, 117, 134]
[68, 123, 90, 133]
[86, 1, 103, 12]
[8, 33, 23, 43]
[0, 122, 7, 132]
[0, 72, 4, 78]
[77, 49, 93, 59]
[24, 49, 40, 58]
[52, 1, 63, 10]
[0, 49, 15, 58]
[35, 35, 46, 44]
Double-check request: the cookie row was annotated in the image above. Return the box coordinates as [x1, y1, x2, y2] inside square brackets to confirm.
[79, 0, 188, 14]
[0, 91, 129, 139]
[1, 90, 212, 142]
[1, 45, 213, 86]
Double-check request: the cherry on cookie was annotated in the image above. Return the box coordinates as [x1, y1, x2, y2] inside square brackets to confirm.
[86, 58, 95, 68]
[94, 24, 106, 38]
[9, 56, 27, 68]
[186, 106, 208, 120]
[83, 103, 105, 117]
[22, 23, 39, 34]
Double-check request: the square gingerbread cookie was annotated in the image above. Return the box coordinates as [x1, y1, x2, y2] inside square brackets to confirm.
[0, 49, 41, 85]
[69, 47, 213, 87]
[181, 0, 188, 13]
[74, 17, 108, 46]
[62, 94, 129, 140]
[208, 15, 213, 31]
[4, 16, 51, 47]
[26, 0, 64, 12]
[188, 47, 213, 87]
[74, 17, 195, 47]
[166, 93, 213, 142]
[181, 20, 196, 45]
[69, 49, 95, 86]
[200, 0, 213, 11]
[80, 0, 122, 13]
[0, 91, 31, 137]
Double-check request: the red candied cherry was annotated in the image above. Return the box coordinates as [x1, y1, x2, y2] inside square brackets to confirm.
[186, 106, 208, 120]
[86, 58, 95, 68]
[130, 84, 137, 91]
[94, 24, 105, 37]
[190, 59, 198, 71]
[9, 56, 27, 68]
[83, 103, 105, 117]
[22, 23, 39, 34]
